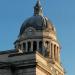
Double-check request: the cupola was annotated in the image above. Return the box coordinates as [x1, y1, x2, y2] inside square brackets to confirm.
[14, 0, 60, 64]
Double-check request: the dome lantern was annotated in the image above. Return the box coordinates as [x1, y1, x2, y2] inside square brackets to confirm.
[34, 0, 43, 16]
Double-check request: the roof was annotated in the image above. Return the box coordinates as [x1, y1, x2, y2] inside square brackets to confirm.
[19, 15, 53, 35]
[0, 49, 16, 55]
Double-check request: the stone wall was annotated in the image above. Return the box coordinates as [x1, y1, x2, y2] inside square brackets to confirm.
[15, 68, 36, 75]
[0, 69, 11, 75]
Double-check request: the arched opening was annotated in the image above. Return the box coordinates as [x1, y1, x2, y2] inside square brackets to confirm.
[28, 42, 31, 52]
[33, 41, 37, 51]
[39, 41, 43, 53]
[23, 43, 26, 51]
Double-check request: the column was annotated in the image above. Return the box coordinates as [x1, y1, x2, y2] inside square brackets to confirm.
[21, 43, 23, 51]
[52, 43, 54, 59]
[26, 41, 28, 52]
[54, 45, 56, 60]
[49, 42, 51, 58]
[37, 41, 39, 51]
[57, 47, 59, 62]
[38, 41, 43, 53]
[58, 47, 60, 63]
[16, 44, 19, 52]
[43, 41, 46, 56]
[55, 45, 57, 61]
[31, 41, 33, 51]
[46, 41, 50, 57]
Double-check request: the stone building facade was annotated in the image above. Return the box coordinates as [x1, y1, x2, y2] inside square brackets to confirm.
[0, 0, 65, 75]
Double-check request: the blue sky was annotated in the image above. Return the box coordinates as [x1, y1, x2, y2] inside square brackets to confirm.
[0, 0, 75, 75]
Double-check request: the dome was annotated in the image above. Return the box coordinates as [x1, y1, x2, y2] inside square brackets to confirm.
[19, 15, 54, 35]
[19, 0, 55, 36]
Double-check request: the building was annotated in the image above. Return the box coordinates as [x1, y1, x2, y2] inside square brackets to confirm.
[0, 0, 65, 75]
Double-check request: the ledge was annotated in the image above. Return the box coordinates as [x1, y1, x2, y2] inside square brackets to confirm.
[8, 51, 35, 57]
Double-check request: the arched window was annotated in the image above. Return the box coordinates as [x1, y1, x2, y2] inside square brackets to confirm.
[33, 41, 37, 51]
[28, 42, 31, 52]
[39, 41, 42, 53]
[23, 43, 26, 51]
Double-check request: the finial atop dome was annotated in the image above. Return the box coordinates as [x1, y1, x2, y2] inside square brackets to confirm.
[36, 0, 41, 7]
[34, 0, 43, 16]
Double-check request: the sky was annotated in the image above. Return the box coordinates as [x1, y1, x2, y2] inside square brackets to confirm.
[0, 0, 75, 75]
